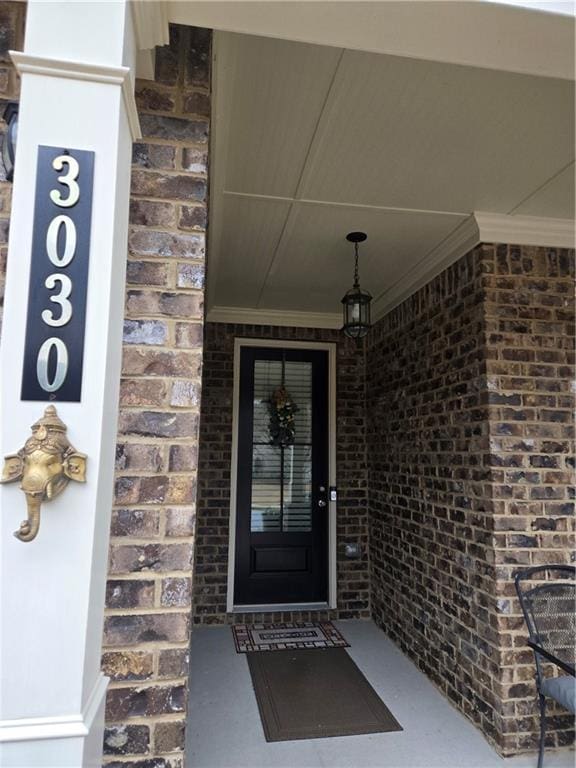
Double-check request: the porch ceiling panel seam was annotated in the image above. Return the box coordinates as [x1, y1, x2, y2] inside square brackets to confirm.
[222, 190, 471, 218]
[254, 48, 346, 308]
[506, 158, 576, 215]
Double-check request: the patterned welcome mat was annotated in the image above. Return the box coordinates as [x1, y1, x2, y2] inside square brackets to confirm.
[232, 621, 349, 653]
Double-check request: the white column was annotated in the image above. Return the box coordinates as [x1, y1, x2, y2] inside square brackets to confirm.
[0, 2, 140, 765]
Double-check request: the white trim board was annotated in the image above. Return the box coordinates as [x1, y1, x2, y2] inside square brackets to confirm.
[232, 602, 330, 613]
[474, 212, 575, 248]
[226, 338, 338, 613]
[169, 1, 575, 80]
[131, 0, 169, 79]
[207, 306, 342, 329]
[131, 0, 169, 53]
[0, 674, 108, 743]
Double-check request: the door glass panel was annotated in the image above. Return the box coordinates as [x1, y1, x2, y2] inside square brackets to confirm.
[252, 360, 282, 443]
[251, 444, 281, 532]
[250, 358, 313, 533]
[283, 444, 312, 532]
[283, 362, 312, 443]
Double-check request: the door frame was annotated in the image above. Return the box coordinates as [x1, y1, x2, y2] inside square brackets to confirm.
[226, 337, 337, 612]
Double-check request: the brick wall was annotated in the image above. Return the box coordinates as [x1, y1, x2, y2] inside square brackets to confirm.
[367, 246, 496, 736]
[193, 322, 370, 625]
[367, 243, 575, 756]
[0, 0, 25, 335]
[102, 26, 211, 766]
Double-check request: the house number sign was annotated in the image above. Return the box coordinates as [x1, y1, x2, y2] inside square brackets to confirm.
[21, 146, 95, 402]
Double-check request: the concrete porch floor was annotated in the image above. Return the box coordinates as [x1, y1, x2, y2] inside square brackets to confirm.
[187, 620, 574, 768]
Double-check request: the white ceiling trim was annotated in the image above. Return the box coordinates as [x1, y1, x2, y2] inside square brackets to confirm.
[207, 306, 342, 329]
[169, 1, 575, 80]
[475, 212, 575, 247]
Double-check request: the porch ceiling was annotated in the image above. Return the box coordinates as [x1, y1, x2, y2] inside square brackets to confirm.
[207, 29, 575, 324]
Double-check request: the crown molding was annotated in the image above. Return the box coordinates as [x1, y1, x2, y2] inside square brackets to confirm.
[0, 673, 107, 743]
[475, 212, 575, 248]
[10, 51, 141, 140]
[131, 0, 169, 53]
[372, 211, 575, 322]
[372, 214, 481, 322]
[207, 306, 342, 330]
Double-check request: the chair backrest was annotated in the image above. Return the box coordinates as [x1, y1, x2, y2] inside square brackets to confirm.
[514, 565, 576, 682]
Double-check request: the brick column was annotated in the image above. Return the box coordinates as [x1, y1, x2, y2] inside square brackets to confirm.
[483, 243, 575, 755]
[101, 26, 211, 764]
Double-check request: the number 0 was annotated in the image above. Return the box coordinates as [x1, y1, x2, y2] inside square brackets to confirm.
[36, 338, 68, 392]
[46, 215, 76, 267]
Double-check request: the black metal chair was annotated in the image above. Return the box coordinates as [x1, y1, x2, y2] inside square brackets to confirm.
[514, 565, 576, 768]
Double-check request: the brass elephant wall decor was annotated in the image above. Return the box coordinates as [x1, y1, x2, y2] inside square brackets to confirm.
[1, 405, 86, 542]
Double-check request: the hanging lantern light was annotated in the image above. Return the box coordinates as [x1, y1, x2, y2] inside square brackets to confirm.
[341, 231, 372, 339]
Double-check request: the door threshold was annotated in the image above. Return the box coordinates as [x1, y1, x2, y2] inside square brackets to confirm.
[232, 602, 330, 614]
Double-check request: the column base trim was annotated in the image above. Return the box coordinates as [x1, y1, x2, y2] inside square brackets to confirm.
[0, 673, 108, 743]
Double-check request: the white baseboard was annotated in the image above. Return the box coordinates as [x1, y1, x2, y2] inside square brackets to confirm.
[0, 673, 108, 743]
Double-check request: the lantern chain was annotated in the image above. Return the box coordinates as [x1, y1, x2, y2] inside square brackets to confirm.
[353, 241, 360, 289]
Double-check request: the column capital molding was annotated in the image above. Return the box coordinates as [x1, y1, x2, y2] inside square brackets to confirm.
[10, 51, 141, 140]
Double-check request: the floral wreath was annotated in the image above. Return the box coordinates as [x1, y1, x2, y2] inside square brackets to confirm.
[268, 385, 298, 447]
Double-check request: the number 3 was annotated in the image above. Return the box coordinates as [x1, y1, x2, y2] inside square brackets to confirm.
[50, 155, 80, 208]
[42, 273, 73, 327]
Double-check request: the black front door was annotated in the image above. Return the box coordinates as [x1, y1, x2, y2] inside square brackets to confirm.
[234, 346, 329, 605]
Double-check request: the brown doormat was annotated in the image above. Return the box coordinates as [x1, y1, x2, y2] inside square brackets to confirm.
[247, 647, 402, 742]
[232, 621, 349, 653]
